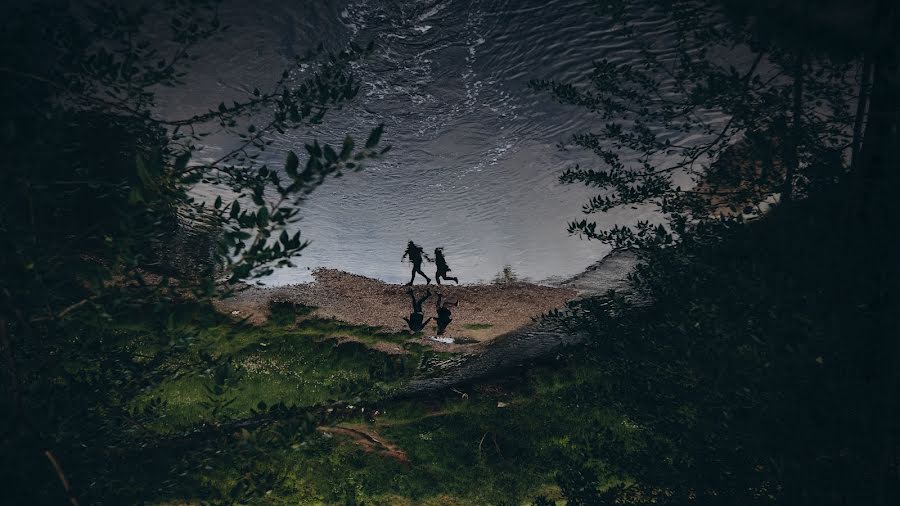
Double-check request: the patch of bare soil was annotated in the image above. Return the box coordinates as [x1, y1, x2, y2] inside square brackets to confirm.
[214, 269, 578, 346]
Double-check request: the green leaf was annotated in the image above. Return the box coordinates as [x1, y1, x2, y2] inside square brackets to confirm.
[340, 136, 354, 160]
[365, 124, 384, 149]
[174, 152, 191, 172]
[134, 155, 157, 190]
[323, 145, 337, 163]
[285, 151, 299, 177]
[128, 186, 144, 204]
[214, 196, 222, 209]
[230, 200, 241, 219]
[256, 207, 269, 227]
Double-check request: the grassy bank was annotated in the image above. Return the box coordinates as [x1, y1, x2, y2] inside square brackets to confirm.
[52, 300, 625, 505]
[148, 349, 631, 505]
[127, 303, 430, 433]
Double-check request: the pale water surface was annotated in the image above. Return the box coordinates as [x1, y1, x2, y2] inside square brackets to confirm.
[154, 0, 708, 284]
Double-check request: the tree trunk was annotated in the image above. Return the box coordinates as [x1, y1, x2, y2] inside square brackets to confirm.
[856, 64, 900, 216]
[0, 316, 25, 434]
[856, 2, 900, 504]
[850, 54, 873, 173]
[783, 50, 804, 203]
[865, 55, 900, 506]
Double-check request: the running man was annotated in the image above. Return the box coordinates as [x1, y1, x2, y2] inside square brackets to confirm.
[433, 247, 459, 285]
[402, 241, 432, 286]
[403, 288, 432, 333]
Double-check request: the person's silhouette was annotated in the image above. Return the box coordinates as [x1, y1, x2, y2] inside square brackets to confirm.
[403, 288, 432, 333]
[435, 293, 459, 335]
[402, 241, 432, 286]
[433, 247, 459, 285]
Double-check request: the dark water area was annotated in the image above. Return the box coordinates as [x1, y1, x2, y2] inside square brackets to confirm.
[153, 0, 705, 285]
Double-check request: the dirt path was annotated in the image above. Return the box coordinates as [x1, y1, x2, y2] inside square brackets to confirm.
[215, 269, 577, 343]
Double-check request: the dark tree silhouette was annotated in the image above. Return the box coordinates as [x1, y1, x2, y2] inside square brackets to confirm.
[0, 1, 389, 503]
[533, 1, 900, 505]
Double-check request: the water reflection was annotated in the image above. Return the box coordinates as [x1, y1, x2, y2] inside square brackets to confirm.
[402, 288, 432, 332]
[435, 292, 459, 335]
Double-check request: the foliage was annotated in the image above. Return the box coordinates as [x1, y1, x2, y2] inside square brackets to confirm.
[548, 176, 900, 504]
[1, 0, 388, 314]
[529, 0, 867, 246]
[528, 1, 900, 504]
[0, 1, 388, 503]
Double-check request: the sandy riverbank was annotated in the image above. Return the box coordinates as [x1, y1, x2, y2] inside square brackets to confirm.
[214, 268, 578, 344]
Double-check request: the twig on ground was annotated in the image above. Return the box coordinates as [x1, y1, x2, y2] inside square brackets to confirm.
[44, 449, 80, 506]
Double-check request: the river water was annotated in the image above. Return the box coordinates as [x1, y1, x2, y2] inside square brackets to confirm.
[154, 0, 694, 285]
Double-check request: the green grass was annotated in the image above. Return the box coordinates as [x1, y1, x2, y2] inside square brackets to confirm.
[103, 303, 630, 505]
[153, 362, 629, 505]
[130, 303, 434, 432]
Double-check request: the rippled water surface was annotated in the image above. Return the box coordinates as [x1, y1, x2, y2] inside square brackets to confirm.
[155, 0, 690, 284]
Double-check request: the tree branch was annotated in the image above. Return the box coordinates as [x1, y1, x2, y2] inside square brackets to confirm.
[44, 449, 81, 506]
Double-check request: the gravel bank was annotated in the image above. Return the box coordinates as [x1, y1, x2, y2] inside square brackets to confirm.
[214, 269, 578, 343]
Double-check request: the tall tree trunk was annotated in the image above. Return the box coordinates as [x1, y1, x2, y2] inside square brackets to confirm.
[0, 316, 25, 435]
[866, 56, 900, 506]
[850, 54, 873, 173]
[783, 50, 804, 203]
[857, 69, 899, 212]
[857, 2, 900, 504]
